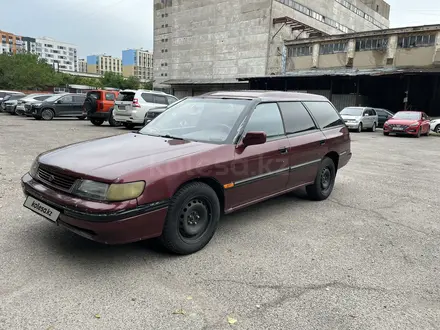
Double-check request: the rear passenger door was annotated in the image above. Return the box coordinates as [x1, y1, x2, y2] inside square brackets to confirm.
[73, 95, 86, 115]
[302, 101, 348, 167]
[278, 102, 327, 188]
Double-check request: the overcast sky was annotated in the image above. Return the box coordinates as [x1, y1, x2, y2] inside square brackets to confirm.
[0, 0, 439, 58]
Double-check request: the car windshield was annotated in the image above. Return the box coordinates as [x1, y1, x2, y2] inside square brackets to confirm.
[340, 107, 363, 116]
[139, 98, 250, 144]
[392, 112, 421, 120]
[44, 94, 63, 103]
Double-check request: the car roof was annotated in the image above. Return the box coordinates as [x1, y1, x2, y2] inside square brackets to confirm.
[396, 110, 422, 113]
[120, 89, 167, 95]
[199, 90, 328, 102]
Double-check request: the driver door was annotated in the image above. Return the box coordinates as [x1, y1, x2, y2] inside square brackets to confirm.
[227, 103, 290, 210]
[55, 95, 74, 116]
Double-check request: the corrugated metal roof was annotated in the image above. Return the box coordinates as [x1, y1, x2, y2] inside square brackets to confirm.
[237, 67, 440, 80]
[162, 78, 249, 85]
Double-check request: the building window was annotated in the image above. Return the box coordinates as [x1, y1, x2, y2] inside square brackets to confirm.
[355, 38, 388, 51]
[287, 45, 312, 57]
[319, 42, 347, 55]
[397, 34, 436, 48]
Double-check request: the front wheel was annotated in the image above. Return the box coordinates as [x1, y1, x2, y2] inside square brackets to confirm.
[160, 182, 221, 255]
[435, 125, 440, 134]
[306, 157, 336, 201]
[383, 132, 389, 136]
[41, 108, 54, 120]
[370, 122, 376, 132]
[357, 123, 363, 133]
[416, 128, 421, 138]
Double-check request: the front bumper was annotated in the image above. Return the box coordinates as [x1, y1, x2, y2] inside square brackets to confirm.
[344, 121, 361, 129]
[21, 173, 168, 244]
[383, 125, 420, 135]
[5, 105, 15, 113]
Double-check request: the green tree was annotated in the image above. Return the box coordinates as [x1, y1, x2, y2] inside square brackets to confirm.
[141, 81, 153, 90]
[122, 76, 140, 90]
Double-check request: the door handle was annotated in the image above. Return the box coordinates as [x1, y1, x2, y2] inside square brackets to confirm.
[279, 147, 288, 154]
[319, 140, 326, 145]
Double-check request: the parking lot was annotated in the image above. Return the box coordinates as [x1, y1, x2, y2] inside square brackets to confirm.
[0, 113, 439, 330]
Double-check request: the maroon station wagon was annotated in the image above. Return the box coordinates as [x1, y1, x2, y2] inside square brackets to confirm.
[21, 91, 352, 255]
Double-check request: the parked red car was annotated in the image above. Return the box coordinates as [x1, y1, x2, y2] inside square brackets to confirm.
[21, 91, 352, 254]
[383, 111, 431, 137]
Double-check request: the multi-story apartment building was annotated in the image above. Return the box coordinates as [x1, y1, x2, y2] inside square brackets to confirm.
[78, 59, 87, 73]
[0, 30, 25, 54]
[122, 49, 153, 82]
[86, 55, 122, 75]
[35, 37, 78, 72]
[153, 0, 391, 91]
[22, 36, 37, 54]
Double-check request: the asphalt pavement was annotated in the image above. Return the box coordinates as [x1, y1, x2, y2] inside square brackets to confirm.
[0, 114, 439, 330]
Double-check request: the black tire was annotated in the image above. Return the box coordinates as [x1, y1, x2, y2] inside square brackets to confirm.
[383, 132, 389, 136]
[435, 125, 440, 134]
[41, 108, 54, 120]
[77, 116, 86, 120]
[84, 97, 97, 114]
[91, 118, 104, 126]
[160, 182, 221, 255]
[123, 123, 136, 129]
[108, 108, 121, 127]
[416, 128, 421, 138]
[306, 157, 337, 201]
[370, 122, 376, 132]
[357, 122, 363, 133]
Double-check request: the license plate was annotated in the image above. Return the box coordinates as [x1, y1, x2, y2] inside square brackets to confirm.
[118, 105, 125, 110]
[23, 196, 60, 223]
[393, 127, 404, 131]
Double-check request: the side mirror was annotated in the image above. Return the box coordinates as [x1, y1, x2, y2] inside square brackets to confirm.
[240, 131, 267, 148]
[364, 113, 369, 116]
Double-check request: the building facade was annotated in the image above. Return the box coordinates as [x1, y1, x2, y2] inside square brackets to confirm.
[122, 49, 153, 82]
[153, 0, 390, 90]
[78, 59, 87, 73]
[22, 36, 37, 54]
[86, 55, 122, 75]
[35, 37, 78, 72]
[0, 30, 25, 54]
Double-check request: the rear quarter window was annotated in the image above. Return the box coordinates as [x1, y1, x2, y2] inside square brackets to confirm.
[278, 102, 316, 134]
[154, 95, 168, 105]
[303, 101, 344, 129]
[105, 93, 115, 101]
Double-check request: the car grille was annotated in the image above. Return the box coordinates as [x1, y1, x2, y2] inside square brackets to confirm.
[37, 165, 78, 192]
[388, 124, 409, 129]
[25, 104, 31, 110]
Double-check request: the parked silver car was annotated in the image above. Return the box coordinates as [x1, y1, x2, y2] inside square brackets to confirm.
[340, 107, 379, 132]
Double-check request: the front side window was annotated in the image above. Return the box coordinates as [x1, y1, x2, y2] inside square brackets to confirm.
[244, 103, 285, 138]
[60, 95, 73, 103]
[139, 98, 250, 144]
[141, 93, 154, 103]
[278, 102, 316, 134]
[303, 101, 344, 129]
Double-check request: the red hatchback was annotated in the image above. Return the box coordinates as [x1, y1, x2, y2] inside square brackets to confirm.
[383, 111, 431, 137]
[21, 91, 352, 255]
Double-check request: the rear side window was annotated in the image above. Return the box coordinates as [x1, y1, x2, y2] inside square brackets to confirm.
[35, 95, 50, 101]
[117, 92, 135, 101]
[73, 95, 86, 103]
[141, 93, 154, 103]
[245, 103, 285, 138]
[60, 95, 74, 103]
[105, 93, 115, 101]
[303, 101, 344, 129]
[278, 102, 316, 134]
[369, 109, 376, 116]
[154, 95, 168, 105]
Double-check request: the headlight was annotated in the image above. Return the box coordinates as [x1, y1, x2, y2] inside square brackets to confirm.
[33, 103, 42, 108]
[410, 122, 419, 127]
[74, 180, 145, 201]
[29, 159, 39, 178]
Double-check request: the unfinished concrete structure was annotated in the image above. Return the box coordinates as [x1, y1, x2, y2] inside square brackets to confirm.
[153, 0, 390, 96]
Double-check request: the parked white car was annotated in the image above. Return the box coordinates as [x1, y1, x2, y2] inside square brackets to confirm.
[340, 107, 379, 132]
[113, 89, 178, 129]
[430, 118, 440, 133]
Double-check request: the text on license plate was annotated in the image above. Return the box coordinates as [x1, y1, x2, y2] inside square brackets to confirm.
[23, 196, 60, 223]
[393, 127, 404, 131]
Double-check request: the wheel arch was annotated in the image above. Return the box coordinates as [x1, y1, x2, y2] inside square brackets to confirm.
[172, 177, 225, 214]
[324, 151, 339, 173]
[41, 107, 56, 117]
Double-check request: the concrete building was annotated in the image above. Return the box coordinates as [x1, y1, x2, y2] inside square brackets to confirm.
[153, 0, 390, 96]
[35, 37, 78, 72]
[242, 24, 440, 116]
[122, 48, 153, 82]
[0, 30, 25, 54]
[22, 36, 37, 54]
[87, 55, 122, 75]
[78, 59, 87, 73]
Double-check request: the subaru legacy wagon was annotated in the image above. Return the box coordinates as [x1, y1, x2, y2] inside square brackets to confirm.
[21, 91, 352, 255]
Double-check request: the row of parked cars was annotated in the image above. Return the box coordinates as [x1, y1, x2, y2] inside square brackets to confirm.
[0, 89, 179, 129]
[340, 106, 440, 137]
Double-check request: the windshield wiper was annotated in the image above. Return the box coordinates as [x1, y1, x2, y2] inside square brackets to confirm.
[158, 134, 185, 140]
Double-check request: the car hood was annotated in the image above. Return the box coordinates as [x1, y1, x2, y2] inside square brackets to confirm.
[341, 115, 361, 120]
[386, 119, 419, 125]
[38, 133, 221, 181]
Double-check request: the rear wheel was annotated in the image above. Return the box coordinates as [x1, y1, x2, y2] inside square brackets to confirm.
[435, 125, 440, 134]
[108, 108, 121, 127]
[41, 108, 54, 120]
[91, 118, 104, 126]
[306, 157, 336, 201]
[160, 182, 220, 255]
[77, 116, 86, 120]
[123, 123, 136, 129]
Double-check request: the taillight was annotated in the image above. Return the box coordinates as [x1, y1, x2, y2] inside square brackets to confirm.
[133, 98, 141, 108]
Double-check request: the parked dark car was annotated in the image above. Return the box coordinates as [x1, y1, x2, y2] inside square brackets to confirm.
[0, 92, 25, 112]
[21, 91, 352, 255]
[4, 94, 27, 114]
[30, 93, 87, 120]
[374, 108, 394, 128]
[16, 94, 54, 116]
